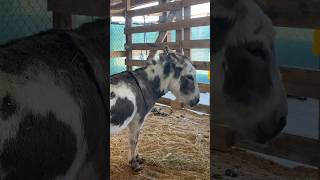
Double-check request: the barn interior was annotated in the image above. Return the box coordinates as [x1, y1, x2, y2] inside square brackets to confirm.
[0, 0, 319, 179]
[110, 0, 210, 179]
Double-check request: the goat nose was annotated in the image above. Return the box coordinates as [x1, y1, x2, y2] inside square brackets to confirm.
[269, 116, 287, 140]
[279, 116, 287, 129]
[255, 116, 287, 144]
[276, 116, 287, 133]
[190, 97, 200, 107]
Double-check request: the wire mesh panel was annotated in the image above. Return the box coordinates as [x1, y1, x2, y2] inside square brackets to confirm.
[0, 0, 52, 44]
[110, 23, 126, 75]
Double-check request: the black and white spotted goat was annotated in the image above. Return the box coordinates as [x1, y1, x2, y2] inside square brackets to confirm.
[110, 47, 200, 171]
[0, 20, 108, 179]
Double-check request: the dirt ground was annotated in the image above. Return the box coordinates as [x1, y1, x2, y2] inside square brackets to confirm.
[111, 104, 210, 180]
[111, 104, 318, 180]
[212, 149, 318, 180]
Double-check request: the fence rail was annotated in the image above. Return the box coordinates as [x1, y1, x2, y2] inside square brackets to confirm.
[121, 0, 210, 111]
[124, 16, 210, 34]
[125, 40, 210, 50]
[127, 0, 209, 17]
[112, 0, 320, 176]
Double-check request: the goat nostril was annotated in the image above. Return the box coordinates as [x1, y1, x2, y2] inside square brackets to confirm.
[279, 116, 287, 129]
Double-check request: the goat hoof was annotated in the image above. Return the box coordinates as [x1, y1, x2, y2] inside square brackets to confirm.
[136, 154, 144, 164]
[130, 159, 144, 172]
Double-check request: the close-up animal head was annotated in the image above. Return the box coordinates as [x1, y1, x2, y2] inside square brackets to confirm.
[213, 0, 288, 143]
[159, 47, 200, 107]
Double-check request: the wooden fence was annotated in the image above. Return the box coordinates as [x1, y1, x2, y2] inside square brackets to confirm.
[111, 0, 210, 114]
[212, 1, 320, 178]
[47, 0, 107, 29]
[52, 0, 320, 177]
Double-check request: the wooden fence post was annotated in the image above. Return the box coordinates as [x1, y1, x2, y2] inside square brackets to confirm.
[125, 0, 132, 71]
[183, 6, 191, 57]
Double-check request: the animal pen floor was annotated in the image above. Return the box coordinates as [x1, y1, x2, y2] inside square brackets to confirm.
[111, 104, 210, 179]
[110, 105, 318, 180]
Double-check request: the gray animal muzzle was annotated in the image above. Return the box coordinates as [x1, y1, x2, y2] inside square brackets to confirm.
[189, 97, 200, 107]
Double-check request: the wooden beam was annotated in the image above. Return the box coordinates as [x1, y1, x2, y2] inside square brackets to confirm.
[126, 40, 210, 50]
[199, 83, 210, 93]
[111, 0, 158, 10]
[111, 9, 125, 16]
[48, 0, 107, 16]
[183, 5, 191, 57]
[146, 9, 177, 61]
[235, 133, 320, 167]
[125, 16, 210, 34]
[158, 97, 210, 114]
[188, 103, 210, 114]
[52, 12, 72, 30]
[111, 51, 126, 58]
[182, 40, 210, 49]
[192, 61, 210, 71]
[126, 42, 178, 50]
[176, 8, 183, 53]
[213, 123, 235, 152]
[127, 0, 209, 17]
[125, 59, 210, 71]
[125, 0, 133, 71]
[260, 0, 320, 29]
[280, 67, 320, 98]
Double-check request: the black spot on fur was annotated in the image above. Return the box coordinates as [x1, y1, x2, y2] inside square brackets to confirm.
[0, 95, 17, 120]
[174, 67, 183, 78]
[152, 76, 161, 96]
[151, 69, 155, 73]
[163, 62, 171, 78]
[244, 41, 267, 60]
[152, 60, 156, 65]
[180, 75, 195, 95]
[212, 17, 233, 53]
[110, 91, 116, 99]
[110, 97, 134, 126]
[0, 112, 77, 180]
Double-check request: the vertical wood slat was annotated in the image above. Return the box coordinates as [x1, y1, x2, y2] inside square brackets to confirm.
[183, 6, 191, 57]
[160, 0, 168, 43]
[125, 0, 132, 71]
[52, 12, 72, 30]
[170, 3, 184, 108]
[175, 8, 183, 53]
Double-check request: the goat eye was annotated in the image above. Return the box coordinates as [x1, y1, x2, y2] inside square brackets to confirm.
[1, 95, 17, 120]
[249, 48, 266, 58]
[185, 75, 194, 81]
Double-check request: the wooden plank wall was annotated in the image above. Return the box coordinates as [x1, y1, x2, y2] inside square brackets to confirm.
[114, 0, 320, 175]
[206, 2, 320, 177]
[121, 0, 210, 110]
[259, 0, 320, 29]
[125, 0, 133, 71]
